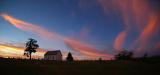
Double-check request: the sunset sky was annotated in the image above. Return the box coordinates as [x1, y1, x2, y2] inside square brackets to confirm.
[0, 0, 160, 60]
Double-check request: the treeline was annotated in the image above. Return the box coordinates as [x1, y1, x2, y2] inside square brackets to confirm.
[114, 49, 160, 63]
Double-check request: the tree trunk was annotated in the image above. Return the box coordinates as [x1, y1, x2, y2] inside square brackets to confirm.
[29, 53, 31, 60]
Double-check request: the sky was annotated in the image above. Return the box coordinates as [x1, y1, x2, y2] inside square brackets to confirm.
[0, 0, 160, 60]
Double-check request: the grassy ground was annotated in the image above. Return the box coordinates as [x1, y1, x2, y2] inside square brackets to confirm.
[0, 58, 159, 75]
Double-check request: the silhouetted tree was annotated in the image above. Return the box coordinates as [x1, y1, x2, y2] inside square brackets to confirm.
[115, 49, 133, 60]
[98, 57, 103, 62]
[143, 53, 148, 58]
[24, 38, 39, 60]
[99, 58, 102, 61]
[142, 53, 148, 62]
[66, 52, 73, 61]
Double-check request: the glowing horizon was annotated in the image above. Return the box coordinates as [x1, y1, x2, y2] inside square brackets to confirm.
[0, 44, 46, 59]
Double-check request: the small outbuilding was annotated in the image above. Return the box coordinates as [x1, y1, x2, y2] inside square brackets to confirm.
[44, 50, 62, 61]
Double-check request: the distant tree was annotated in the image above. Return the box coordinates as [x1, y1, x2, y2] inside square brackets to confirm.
[142, 53, 148, 61]
[142, 53, 148, 59]
[115, 49, 133, 60]
[99, 58, 102, 61]
[98, 57, 103, 62]
[24, 38, 39, 60]
[66, 52, 73, 61]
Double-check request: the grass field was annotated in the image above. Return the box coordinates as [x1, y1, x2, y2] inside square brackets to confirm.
[0, 58, 159, 75]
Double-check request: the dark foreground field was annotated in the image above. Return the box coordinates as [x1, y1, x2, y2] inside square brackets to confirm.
[0, 58, 159, 75]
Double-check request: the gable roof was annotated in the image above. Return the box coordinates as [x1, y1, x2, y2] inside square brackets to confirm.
[44, 50, 62, 56]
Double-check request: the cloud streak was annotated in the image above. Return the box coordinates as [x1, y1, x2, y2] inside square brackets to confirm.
[0, 13, 113, 59]
[132, 15, 158, 53]
[0, 13, 63, 40]
[64, 38, 113, 60]
[113, 30, 127, 51]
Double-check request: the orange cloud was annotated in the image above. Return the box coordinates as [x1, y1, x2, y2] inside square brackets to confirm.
[113, 30, 127, 51]
[0, 13, 63, 40]
[98, 0, 132, 51]
[133, 15, 157, 52]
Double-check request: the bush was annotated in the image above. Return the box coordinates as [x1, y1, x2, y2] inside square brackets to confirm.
[115, 50, 133, 60]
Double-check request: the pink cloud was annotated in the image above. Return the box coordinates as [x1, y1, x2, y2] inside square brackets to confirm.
[113, 30, 127, 51]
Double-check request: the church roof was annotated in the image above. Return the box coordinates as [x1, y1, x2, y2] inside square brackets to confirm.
[44, 50, 62, 56]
